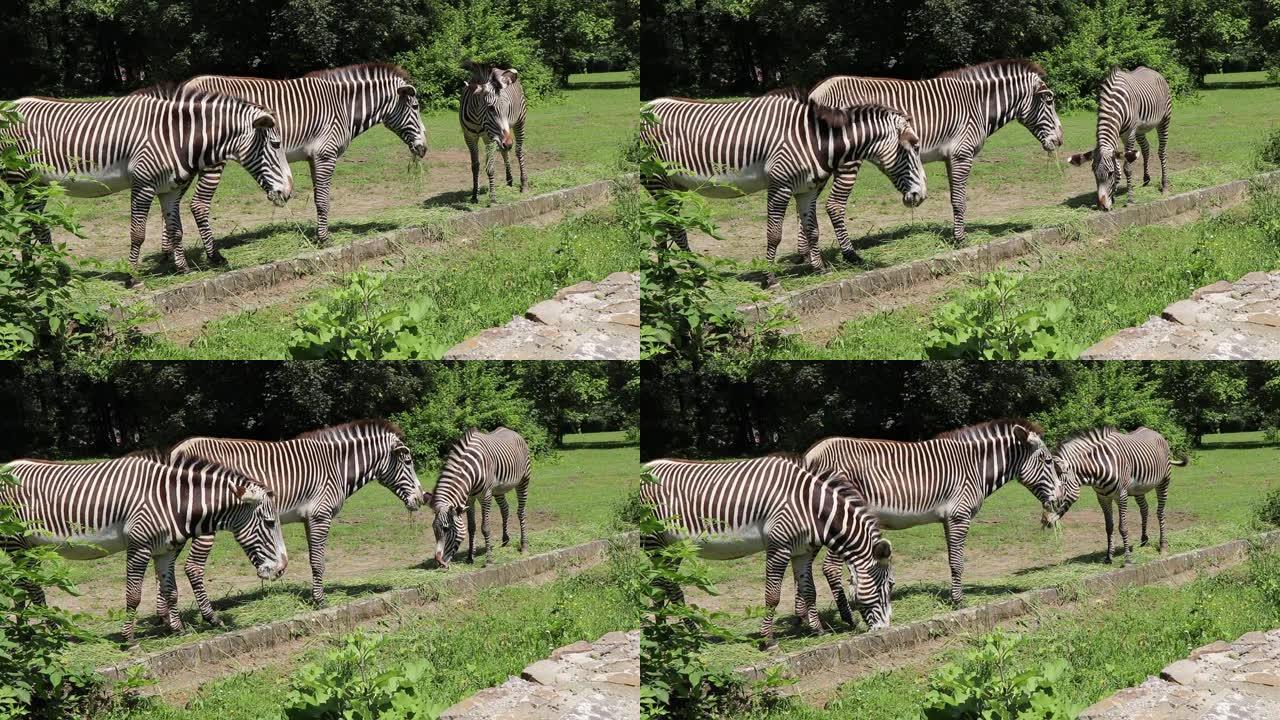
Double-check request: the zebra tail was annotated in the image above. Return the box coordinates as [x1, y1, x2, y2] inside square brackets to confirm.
[1170, 457, 1189, 467]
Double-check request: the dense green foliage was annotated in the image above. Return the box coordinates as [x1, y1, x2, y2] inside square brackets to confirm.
[922, 631, 1081, 719]
[924, 270, 1077, 359]
[282, 632, 446, 720]
[287, 271, 448, 360]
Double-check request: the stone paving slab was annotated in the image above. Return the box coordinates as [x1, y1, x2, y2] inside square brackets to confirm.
[443, 272, 639, 360]
[440, 630, 639, 720]
[1080, 628, 1280, 719]
[1083, 271, 1280, 359]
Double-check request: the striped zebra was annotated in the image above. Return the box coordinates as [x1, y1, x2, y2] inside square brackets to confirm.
[810, 59, 1063, 255]
[641, 456, 893, 649]
[459, 61, 528, 204]
[168, 419, 423, 621]
[1054, 427, 1186, 564]
[5, 86, 293, 285]
[1068, 67, 1172, 211]
[1, 453, 286, 644]
[426, 427, 531, 568]
[803, 418, 1065, 605]
[642, 90, 926, 287]
[179, 63, 428, 260]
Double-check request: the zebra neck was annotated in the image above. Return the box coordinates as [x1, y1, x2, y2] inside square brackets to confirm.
[340, 84, 393, 142]
[974, 79, 1025, 137]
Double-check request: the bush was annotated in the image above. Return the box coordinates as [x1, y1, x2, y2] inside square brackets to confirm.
[925, 269, 1077, 360]
[1254, 487, 1280, 529]
[283, 631, 446, 720]
[391, 364, 552, 470]
[1033, 363, 1190, 453]
[922, 630, 1081, 720]
[1035, 0, 1194, 111]
[394, 0, 559, 113]
[288, 270, 448, 360]
[1256, 127, 1280, 171]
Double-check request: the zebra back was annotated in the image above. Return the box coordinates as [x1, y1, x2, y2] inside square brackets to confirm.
[1096, 67, 1171, 151]
[429, 427, 530, 510]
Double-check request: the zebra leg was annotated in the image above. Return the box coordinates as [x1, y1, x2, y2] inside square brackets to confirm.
[23, 196, 53, 244]
[761, 545, 793, 650]
[122, 544, 154, 645]
[791, 554, 823, 634]
[516, 476, 529, 553]
[1099, 494, 1115, 563]
[495, 494, 511, 546]
[762, 184, 794, 290]
[796, 190, 824, 273]
[1135, 493, 1150, 547]
[183, 535, 221, 625]
[310, 155, 337, 246]
[126, 184, 158, 288]
[515, 120, 528, 192]
[484, 139, 499, 204]
[465, 502, 476, 564]
[153, 551, 184, 633]
[944, 155, 973, 245]
[942, 515, 971, 605]
[1157, 118, 1170, 193]
[189, 166, 227, 264]
[1122, 136, 1137, 205]
[465, 136, 482, 204]
[820, 553, 855, 627]
[1117, 487, 1133, 564]
[158, 189, 189, 273]
[1136, 134, 1152, 186]
[501, 147, 513, 187]
[304, 515, 330, 606]
[1156, 477, 1170, 553]
[479, 490, 494, 565]
[823, 160, 863, 263]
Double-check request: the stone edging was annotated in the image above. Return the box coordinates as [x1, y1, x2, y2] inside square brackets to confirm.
[738, 170, 1280, 324]
[97, 532, 636, 683]
[138, 179, 622, 317]
[734, 529, 1280, 684]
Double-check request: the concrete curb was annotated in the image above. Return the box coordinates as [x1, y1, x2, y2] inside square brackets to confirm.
[738, 171, 1280, 324]
[734, 529, 1280, 684]
[97, 532, 636, 683]
[134, 178, 623, 317]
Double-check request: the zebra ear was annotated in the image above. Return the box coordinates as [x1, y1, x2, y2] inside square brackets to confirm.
[398, 85, 417, 97]
[422, 490, 434, 507]
[236, 484, 268, 506]
[1067, 150, 1091, 166]
[252, 114, 277, 130]
[872, 539, 892, 565]
[1124, 149, 1138, 162]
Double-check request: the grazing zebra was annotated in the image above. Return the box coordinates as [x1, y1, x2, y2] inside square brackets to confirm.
[1068, 67, 1172, 210]
[641, 456, 893, 649]
[179, 63, 428, 260]
[1053, 427, 1186, 564]
[1, 453, 286, 643]
[5, 86, 293, 284]
[427, 427, 531, 567]
[810, 59, 1063, 255]
[459, 61, 527, 204]
[168, 419, 423, 621]
[803, 418, 1065, 605]
[642, 89, 927, 287]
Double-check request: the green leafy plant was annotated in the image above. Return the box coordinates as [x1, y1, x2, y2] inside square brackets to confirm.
[283, 631, 447, 720]
[1254, 487, 1280, 529]
[1256, 126, 1280, 170]
[923, 630, 1082, 720]
[925, 269, 1078, 360]
[288, 270, 448, 360]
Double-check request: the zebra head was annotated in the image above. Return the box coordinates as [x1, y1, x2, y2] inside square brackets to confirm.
[426, 430, 483, 567]
[378, 440, 424, 512]
[1010, 425, 1065, 527]
[385, 82, 428, 160]
[468, 67, 521, 151]
[1019, 79, 1064, 152]
[226, 480, 289, 581]
[855, 106, 926, 208]
[1068, 146, 1138, 211]
[235, 109, 294, 208]
[821, 474, 894, 629]
[844, 538, 894, 630]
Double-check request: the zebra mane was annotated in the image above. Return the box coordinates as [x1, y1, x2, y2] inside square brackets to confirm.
[122, 449, 268, 489]
[762, 88, 908, 130]
[304, 62, 411, 83]
[1057, 426, 1121, 451]
[937, 58, 1046, 81]
[294, 419, 405, 442]
[765, 451, 807, 467]
[935, 417, 1045, 442]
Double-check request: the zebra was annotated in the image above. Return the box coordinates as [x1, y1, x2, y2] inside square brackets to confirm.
[427, 427, 531, 568]
[167, 419, 423, 622]
[641, 456, 893, 649]
[810, 59, 1063, 255]
[179, 63, 428, 260]
[1067, 67, 1172, 211]
[459, 61, 527, 204]
[1, 453, 287, 644]
[803, 418, 1066, 606]
[641, 89, 927, 288]
[5, 85, 293, 285]
[1053, 426, 1186, 564]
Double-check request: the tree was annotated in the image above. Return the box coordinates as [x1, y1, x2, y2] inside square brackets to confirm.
[1150, 362, 1249, 444]
[516, 363, 611, 445]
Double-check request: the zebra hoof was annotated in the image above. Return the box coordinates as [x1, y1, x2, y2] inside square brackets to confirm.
[1103, 555, 1112, 564]
[1140, 537, 1149, 547]
[207, 251, 228, 267]
[204, 614, 224, 627]
[124, 276, 140, 290]
[519, 544, 527, 553]
[841, 250, 863, 265]
[759, 638, 779, 652]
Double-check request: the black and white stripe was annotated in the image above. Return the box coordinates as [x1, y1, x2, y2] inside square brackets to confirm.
[459, 62, 528, 204]
[426, 427, 531, 567]
[5, 86, 293, 284]
[1, 453, 287, 643]
[803, 418, 1064, 605]
[810, 59, 1063, 253]
[1054, 426, 1185, 564]
[168, 419, 422, 620]
[1068, 67, 1172, 210]
[180, 63, 427, 259]
[641, 89, 926, 287]
[641, 455, 893, 649]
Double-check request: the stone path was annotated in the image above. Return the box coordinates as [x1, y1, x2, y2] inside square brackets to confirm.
[1083, 271, 1280, 359]
[440, 630, 639, 720]
[443, 272, 639, 360]
[1081, 628, 1280, 719]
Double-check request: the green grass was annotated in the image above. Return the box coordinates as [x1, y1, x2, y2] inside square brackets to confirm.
[59, 431, 638, 668]
[770, 186, 1280, 359]
[107, 554, 640, 719]
[695, 431, 1279, 668]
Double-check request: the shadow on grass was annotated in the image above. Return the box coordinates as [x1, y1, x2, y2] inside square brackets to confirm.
[1205, 80, 1280, 90]
[1201, 439, 1280, 450]
[561, 438, 638, 450]
[569, 79, 639, 90]
[421, 188, 479, 209]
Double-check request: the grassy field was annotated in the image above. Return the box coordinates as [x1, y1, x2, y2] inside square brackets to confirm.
[688, 73, 1280, 307]
[688, 431, 1278, 669]
[55, 431, 638, 669]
